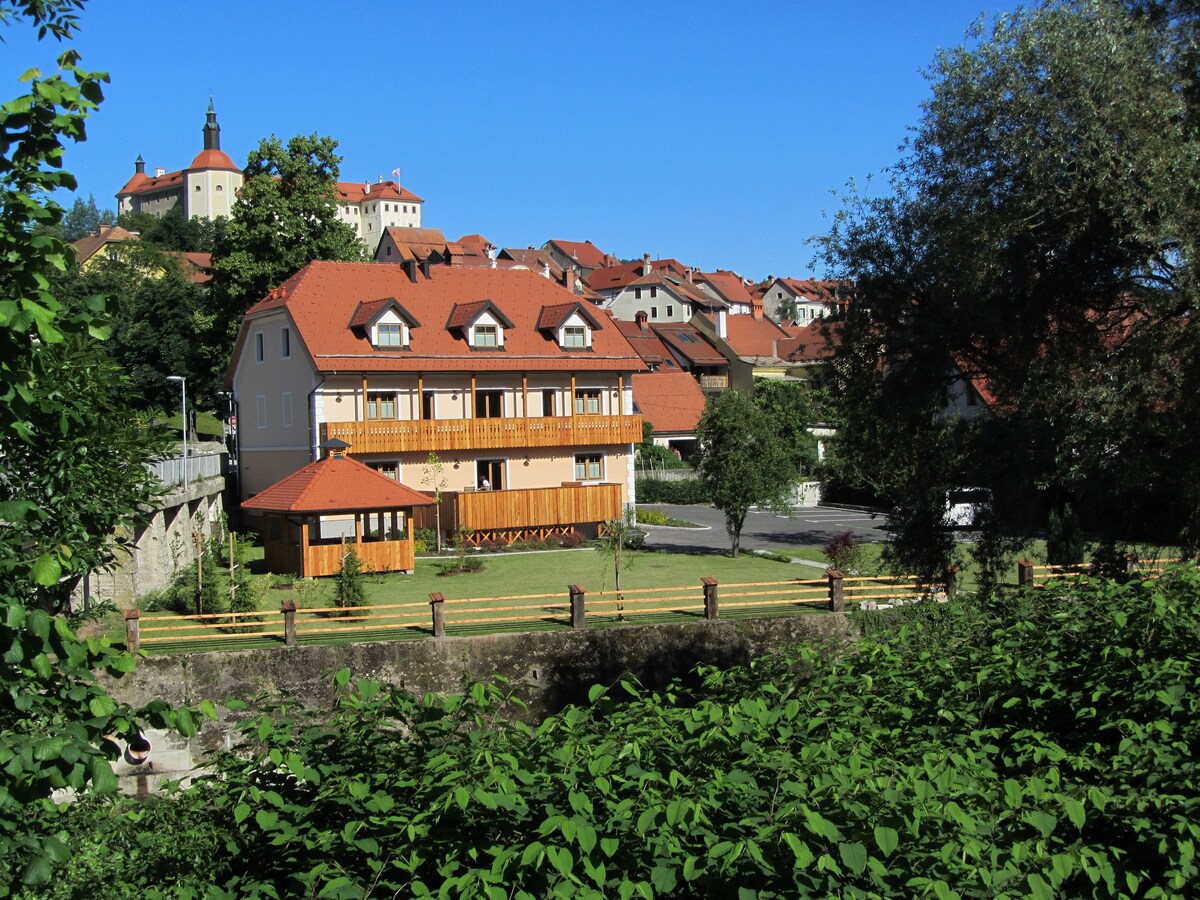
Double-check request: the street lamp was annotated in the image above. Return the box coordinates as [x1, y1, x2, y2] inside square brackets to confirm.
[166, 375, 187, 490]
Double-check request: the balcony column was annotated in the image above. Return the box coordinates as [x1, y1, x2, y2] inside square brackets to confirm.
[617, 374, 624, 414]
[361, 376, 368, 423]
[417, 374, 425, 419]
[470, 373, 476, 419]
[570, 373, 576, 417]
[522, 373, 528, 419]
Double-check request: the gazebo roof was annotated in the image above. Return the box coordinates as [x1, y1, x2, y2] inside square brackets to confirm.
[242, 454, 435, 514]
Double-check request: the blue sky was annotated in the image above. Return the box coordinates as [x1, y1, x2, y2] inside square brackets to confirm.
[6, 1, 1012, 280]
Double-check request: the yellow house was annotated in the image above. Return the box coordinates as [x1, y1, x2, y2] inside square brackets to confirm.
[228, 260, 647, 545]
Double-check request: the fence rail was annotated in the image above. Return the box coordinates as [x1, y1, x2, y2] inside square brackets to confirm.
[1017, 557, 1184, 587]
[149, 452, 225, 489]
[124, 569, 952, 656]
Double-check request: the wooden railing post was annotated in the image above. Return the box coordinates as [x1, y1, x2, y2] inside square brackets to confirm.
[944, 566, 959, 600]
[429, 592, 446, 638]
[569, 584, 586, 629]
[124, 609, 140, 655]
[1017, 560, 1035, 588]
[827, 569, 845, 612]
[281, 599, 297, 647]
[701, 577, 719, 620]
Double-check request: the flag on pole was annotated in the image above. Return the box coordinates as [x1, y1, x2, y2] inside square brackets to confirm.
[391, 167, 401, 180]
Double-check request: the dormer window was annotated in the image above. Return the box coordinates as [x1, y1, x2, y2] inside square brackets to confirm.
[562, 325, 586, 349]
[377, 323, 403, 347]
[473, 324, 499, 348]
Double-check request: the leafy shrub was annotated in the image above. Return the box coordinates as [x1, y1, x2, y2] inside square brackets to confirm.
[635, 442, 690, 470]
[414, 527, 437, 548]
[559, 530, 584, 548]
[636, 477, 709, 504]
[412, 538, 430, 555]
[635, 508, 670, 526]
[480, 537, 510, 553]
[822, 529, 863, 573]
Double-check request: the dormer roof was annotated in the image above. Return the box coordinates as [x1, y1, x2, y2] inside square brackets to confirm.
[348, 297, 422, 331]
[536, 301, 603, 332]
[446, 299, 515, 331]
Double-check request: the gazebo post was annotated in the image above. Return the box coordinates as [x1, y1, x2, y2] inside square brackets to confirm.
[299, 514, 311, 579]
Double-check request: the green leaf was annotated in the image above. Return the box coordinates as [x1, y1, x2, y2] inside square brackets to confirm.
[873, 825, 899, 858]
[1064, 797, 1086, 830]
[839, 841, 867, 875]
[234, 803, 251, 824]
[30, 553, 62, 587]
[89, 757, 117, 794]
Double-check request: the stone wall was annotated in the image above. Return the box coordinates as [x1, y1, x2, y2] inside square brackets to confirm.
[103, 614, 853, 785]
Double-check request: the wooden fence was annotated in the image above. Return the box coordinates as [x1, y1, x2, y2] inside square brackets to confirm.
[1017, 557, 1185, 587]
[124, 570, 947, 655]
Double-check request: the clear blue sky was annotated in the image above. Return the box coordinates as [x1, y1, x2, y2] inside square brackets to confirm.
[5, 0, 1011, 280]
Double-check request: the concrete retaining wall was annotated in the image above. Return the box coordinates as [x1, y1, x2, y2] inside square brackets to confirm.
[104, 614, 853, 786]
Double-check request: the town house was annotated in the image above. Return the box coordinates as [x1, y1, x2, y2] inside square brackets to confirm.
[228, 260, 646, 546]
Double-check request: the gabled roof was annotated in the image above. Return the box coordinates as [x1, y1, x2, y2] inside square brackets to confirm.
[117, 168, 185, 197]
[536, 301, 603, 332]
[237, 262, 646, 375]
[348, 297, 421, 330]
[544, 239, 614, 269]
[336, 180, 423, 204]
[613, 320, 675, 368]
[654, 323, 729, 366]
[779, 320, 840, 363]
[704, 313, 793, 361]
[446, 298, 515, 330]
[633, 372, 707, 436]
[378, 227, 450, 261]
[694, 270, 756, 307]
[501, 247, 565, 278]
[71, 225, 139, 264]
[242, 454, 434, 514]
[457, 234, 495, 254]
[586, 258, 691, 292]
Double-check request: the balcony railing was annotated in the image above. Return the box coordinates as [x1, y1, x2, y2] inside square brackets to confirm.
[323, 414, 644, 455]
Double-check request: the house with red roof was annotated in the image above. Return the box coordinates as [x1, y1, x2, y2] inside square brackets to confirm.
[542, 239, 618, 278]
[228, 260, 646, 546]
[589, 255, 727, 325]
[692, 270, 757, 316]
[631, 372, 707, 456]
[757, 277, 850, 325]
[334, 179, 424, 250]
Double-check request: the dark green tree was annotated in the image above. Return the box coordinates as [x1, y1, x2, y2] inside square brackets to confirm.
[333, 546, 366, 613]
[818, 0, 1200, 575]
[59, 192, 112, 240]
[694, 389, 797, 556]
[209, 133, 363, 349]
[752, 377, 819, 479]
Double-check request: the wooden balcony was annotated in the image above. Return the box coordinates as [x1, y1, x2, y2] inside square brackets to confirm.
[415, 483, 625, 544]
[264, 536, 416, 579]
[323, 414, 644, 455]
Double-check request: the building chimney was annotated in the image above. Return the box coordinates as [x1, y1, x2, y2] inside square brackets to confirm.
[636, 311, 649, 332]
[542, 261, 552, 279]
[752, 298, 764, 321]
[403, 258, 419, 283]
[686, 267, 694, 283]
[419, 258, 431, 278]
[642, 253, 651, 276]
[717, 308, 728, 340]
[155, 168, 165, 178]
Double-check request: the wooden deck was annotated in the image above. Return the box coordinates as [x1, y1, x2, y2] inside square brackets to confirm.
[323, 414, 643, 454]
[414, 482, 624, 544]
[263, 536, 416, 578]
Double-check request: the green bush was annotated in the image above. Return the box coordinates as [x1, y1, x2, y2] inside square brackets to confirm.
[332, 548, 366, 613]
[635, 508, 670, 526]
[636, 477, 709, 504]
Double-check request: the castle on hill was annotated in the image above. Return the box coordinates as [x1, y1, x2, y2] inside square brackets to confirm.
[115, 101, 423, 251]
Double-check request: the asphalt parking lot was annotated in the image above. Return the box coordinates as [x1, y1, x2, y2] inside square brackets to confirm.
[640, 503, 890, 556]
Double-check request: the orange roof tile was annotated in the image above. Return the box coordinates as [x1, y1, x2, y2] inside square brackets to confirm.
[708, 313, 793, 359]
[71, 225, 139, 264]
[337, 180, 423, 204]
[188, 148, 241, 172]
[653, 324, 728, 366]
[586, 258, 690, 291]
[546, 239, 613, 269]
[633, 372, 707, 435]
[119, 168, 185, 197]
[779, 320, 840, 363]
[242, 454, 434, 513]
[237, 262, 647, 376]
[695, 270, 756, 307]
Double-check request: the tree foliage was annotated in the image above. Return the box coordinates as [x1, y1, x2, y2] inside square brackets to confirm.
[209, 133, 363, 348]
[0, 3, 202, 888]
[695, 389, 798, 556]
[28, 565, 1200, 897]
[818, 0, 1200, 578]
[58, 192, 111, 240]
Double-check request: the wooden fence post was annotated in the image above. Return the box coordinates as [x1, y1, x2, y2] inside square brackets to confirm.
[429, 592, 446, 638]
[701, 577, 719, 620]
[944, 566, 959, 600]
[124, 609, 140, 655]
[1017, 560, 1035, 588]
[827, 569, 845, 612]
[281, 599, 297, 647]
[568, 584, 586, 629]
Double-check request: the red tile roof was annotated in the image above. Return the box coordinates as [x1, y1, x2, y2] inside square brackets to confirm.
[71, 225, 139, 264]
[118, 168, 185, 197]
[535, 301, 603, 332]
[237, 262, 647, 375]
[242, 454, 434, 514]
[336, 180, 423, 204]
[633, 372, 707, 435]
[778, 320, 840, 363]
[707, 313, 793, 359]
[188, 148, 240, 172]
[586, 258, 690, 291]
[695, 270, 756, 307]
[545, 239, 613, 269]
[653, 323, 728, 366]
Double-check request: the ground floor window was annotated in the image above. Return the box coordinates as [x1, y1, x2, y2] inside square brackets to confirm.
[369, 461, 399, 481]
[574, 454, 602, 481]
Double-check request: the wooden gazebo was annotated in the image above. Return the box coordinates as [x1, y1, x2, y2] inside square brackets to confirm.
[241, 451, 434, 578]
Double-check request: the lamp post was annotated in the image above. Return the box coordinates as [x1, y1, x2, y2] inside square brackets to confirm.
[166, 375, 187, 491]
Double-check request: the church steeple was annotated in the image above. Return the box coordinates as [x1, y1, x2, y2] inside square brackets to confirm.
[202, 96, 221, 151]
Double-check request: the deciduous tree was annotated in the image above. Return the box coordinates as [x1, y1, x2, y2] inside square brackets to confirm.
[694, 389, 797, 556]
[818, 0, 1200, 576]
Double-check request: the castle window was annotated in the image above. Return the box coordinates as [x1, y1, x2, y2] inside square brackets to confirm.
[194, 185, 201, 191]
[216, 184, 223, 191]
